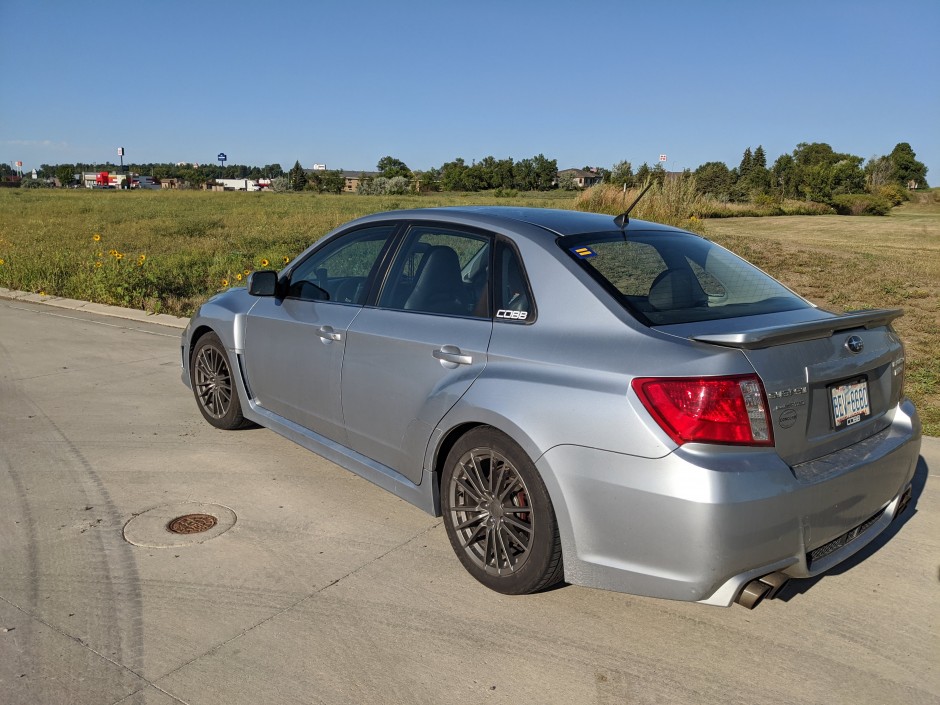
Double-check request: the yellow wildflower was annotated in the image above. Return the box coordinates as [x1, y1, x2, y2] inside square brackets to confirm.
[93, 233, 101, 242]
[243, 269, 250, 276]
[236, 273, 243, 281]
[137, 254, 146, 265]
[283, 256, 290, 264]
[95, 261, 102, 269]
[221, 278, 229, 287]
[0, 258, 5, 266]
[116, 253, 124, 260]
[109, 249, 118, 257]
[260, 258, 269, 267]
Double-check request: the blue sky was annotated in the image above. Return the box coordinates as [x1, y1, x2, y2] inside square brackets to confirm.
[2, 1, 938, 181]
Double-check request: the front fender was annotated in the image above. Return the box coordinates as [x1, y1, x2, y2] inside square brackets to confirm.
[181, 289, 256, 388]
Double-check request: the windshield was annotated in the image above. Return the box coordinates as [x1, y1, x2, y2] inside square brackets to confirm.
[560, 230, 812, 325]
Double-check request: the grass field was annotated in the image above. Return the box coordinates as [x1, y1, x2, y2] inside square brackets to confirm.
[1, 188, 937, 434]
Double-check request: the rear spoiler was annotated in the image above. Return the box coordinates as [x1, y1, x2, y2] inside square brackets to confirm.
[690, 309, 903, 350]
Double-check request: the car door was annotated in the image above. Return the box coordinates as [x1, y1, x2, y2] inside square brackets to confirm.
[341, 223, 494, 483]
[242, 224, 399, 444]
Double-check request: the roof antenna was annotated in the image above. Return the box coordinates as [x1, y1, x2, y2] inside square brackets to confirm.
[613, 180, 654, 230]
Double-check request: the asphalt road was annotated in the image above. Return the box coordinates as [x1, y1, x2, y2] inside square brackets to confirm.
[1, 297, 937, 705]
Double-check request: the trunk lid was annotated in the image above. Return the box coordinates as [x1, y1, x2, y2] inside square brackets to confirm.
[659, 309, 906, 465]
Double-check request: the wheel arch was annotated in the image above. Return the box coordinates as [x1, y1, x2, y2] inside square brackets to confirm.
[187, 324, 217, 365]
[429, 414, 548, 513]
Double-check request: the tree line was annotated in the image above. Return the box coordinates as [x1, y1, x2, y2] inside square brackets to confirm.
[7, 141, 928, 202]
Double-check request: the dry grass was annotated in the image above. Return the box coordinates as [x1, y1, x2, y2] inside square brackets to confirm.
[703, 192, 940, 435]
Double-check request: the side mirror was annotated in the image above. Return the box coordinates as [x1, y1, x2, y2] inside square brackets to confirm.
[248, 270, 278, 297]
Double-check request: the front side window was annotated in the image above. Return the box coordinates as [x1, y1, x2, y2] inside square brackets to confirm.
[287, 225, 397, 303]
[561, 231, 812, 325]
[378, 225, 492, 317]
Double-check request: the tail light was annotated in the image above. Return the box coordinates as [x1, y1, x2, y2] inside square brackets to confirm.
[632, 375, 773, 446]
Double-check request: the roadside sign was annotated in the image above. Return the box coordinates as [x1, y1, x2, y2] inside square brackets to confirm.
[218, 153, 227, 162]
[659, 154, 667, 162]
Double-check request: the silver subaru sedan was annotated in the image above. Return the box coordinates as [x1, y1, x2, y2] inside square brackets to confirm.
[180, 207, 921, 608]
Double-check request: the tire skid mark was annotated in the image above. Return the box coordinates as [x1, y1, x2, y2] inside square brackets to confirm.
[0, 336, 147, 689]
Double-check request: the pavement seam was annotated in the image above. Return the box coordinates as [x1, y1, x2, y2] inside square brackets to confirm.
[0, 594, 159, 697]
[148, 519, 444, 688]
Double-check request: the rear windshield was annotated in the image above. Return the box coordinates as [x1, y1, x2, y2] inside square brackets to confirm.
[560, 230, 812, 325]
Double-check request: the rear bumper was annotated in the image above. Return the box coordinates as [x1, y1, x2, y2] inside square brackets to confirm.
[536, 399, 921, 606]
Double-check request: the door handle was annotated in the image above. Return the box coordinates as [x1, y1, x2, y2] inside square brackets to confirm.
[433, 345, 472, 366]
[317, 325, 342, 342]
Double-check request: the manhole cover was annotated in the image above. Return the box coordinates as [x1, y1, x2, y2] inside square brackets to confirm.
[167, 513, 218, 534]
[123, 503, 236, 548]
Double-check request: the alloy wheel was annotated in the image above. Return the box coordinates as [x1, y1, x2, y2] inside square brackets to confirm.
[447, 447, 534, 576]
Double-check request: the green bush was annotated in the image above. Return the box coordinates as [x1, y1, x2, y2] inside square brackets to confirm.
[873, 184, 910, 207]
[831, 194, 892, 216]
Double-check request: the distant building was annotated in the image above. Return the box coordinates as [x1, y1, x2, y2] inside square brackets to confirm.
[214, 178, 262, 192]
[340, 170, 379, 192]
[557, 168, 603, 189]
[80, 171, 130, 189]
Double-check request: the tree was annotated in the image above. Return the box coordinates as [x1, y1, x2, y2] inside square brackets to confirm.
[288, 160, 306, 191]
[888, 142, 928, 188]
[558, 172, 578, 191]
[650, 162, 667, 184]
[513, 158, 536, 191]
[732, 145, 770, 200]
[608, 160, 635, 188]
[738, 148, 754, 179]
[387, 176, 411, 195]
[415, 168, 440, 192]
[493, 158, 515, 189]
[770, 153, 797, 198]
[530, 154, 558, 191]
[376, 156, 412, 179]
[693, 161, 733, 199]
[56, 164, 76, 187]
[752, 145, 767, 170]
[439, 158, 470, 191]
[865, 155, 893, 189]
[318, 169, 345, 194]
[787, 143, 866, 201]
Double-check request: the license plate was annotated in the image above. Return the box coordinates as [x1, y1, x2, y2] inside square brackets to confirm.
[830, 379, 871, 429]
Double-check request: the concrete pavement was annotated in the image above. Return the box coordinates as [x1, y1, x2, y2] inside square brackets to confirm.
[1, 297, 937, 705]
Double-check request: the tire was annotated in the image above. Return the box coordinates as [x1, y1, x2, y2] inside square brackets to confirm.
[441, 427, 564, 594]
[190, 332, 252, 430]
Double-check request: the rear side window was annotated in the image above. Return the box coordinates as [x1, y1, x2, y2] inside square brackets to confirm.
[378, 225, 492, 317]
[561, 231, 812, 325]
[495, 243, 535, 323]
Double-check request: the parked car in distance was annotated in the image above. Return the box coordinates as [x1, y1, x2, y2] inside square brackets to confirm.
[181, 207, 921, 607]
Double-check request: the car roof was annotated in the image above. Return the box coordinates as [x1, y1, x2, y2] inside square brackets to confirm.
[357, 206, 683, 238]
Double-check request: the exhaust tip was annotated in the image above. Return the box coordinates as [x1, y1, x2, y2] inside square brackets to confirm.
[758, 572, 790, 600]
[736, 579, 771, 609]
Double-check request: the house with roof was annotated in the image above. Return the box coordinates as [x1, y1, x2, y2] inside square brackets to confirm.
[557, 168, 603, 189]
